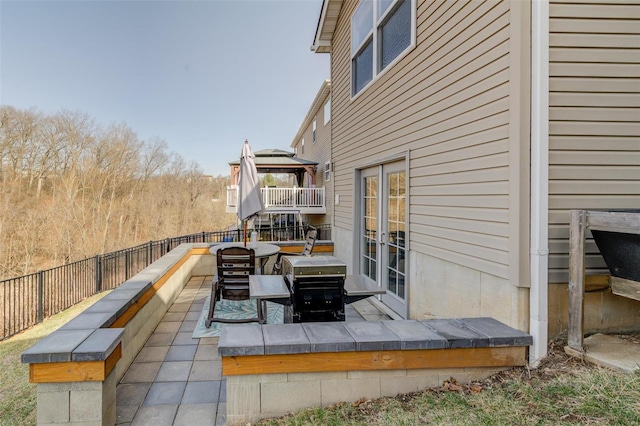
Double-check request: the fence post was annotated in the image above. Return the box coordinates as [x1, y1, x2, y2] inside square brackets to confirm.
[95, 256, 102, 293]
[125, 250, 130, 279]
[147, 241, 152, 264]
[202, 231, 206, 243]
[37, 270, 44, 323]
[165, 238, 171, 254]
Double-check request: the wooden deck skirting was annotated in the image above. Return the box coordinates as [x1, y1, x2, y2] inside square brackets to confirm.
[222, 346, 527, 376]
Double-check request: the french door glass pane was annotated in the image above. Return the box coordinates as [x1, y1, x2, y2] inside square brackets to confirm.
[362, 176, 378, 281]
[386, 170, 406, 300]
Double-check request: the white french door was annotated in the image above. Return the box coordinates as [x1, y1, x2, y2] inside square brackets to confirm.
[360, 161, 407, 317]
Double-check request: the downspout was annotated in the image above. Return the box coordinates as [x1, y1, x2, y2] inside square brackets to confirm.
[529, 0, 549, 367]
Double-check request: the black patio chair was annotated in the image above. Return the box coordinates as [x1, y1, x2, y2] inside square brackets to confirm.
[271, 226, 317, 275]
[205, 246, 259, 327]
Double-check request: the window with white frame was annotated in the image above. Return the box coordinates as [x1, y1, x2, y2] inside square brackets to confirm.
[312, 119, 317, 143]
[301, 138, 305, 154]
[324, 98, 331, 125]
[351, 0, 415, 96]
[325, 161, 331, 181]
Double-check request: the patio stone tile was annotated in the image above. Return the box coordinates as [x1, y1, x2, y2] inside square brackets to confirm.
[168, 303, 191, 313]
[173, 331, 199, 346]
[135, 346, 170, 363]
[155, 322, 181, 334]
[173, 404, 217, 426]
[144, 382, 187, 405]
[189, 303, 205, 313]
[116, 404, 139, 424]
[194, 344, 220, 361]
[189, 360, 221, 381]
[184, 311, 201, 321]
[131, 404, 178, 426]
[164, 345, 197, 362]
[121, 362, 161, 383]
[117, 383, 151, 406]
[181, 381, 221, 404]
[179, 320, 198, 333]
[162, 312, 187, 322]
[215, 402, 226, 425]
[145, 333, 176, 347]
[219, 380, 226, 403]
[155, 361, 192, 382]
[198, 336, 219, 345]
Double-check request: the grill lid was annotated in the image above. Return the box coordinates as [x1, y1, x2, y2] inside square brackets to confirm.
[282, 255, 347, 278]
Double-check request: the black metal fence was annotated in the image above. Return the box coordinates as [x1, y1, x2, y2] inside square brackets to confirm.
[0, 224, 331, 341]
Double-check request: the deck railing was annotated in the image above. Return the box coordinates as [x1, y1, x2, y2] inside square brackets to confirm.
[0, 225, 331, 340]
[227, 186, 325, 210]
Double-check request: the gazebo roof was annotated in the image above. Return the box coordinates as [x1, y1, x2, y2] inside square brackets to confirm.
[228, 148, 318, 185]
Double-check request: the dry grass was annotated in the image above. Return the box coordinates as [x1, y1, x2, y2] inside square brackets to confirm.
[0, 292, 107, 426]
[258, 338, 640, 426]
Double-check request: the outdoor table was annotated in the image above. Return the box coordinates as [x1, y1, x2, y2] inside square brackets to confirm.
[249, 275, 291, 324]
[209, 242, 280, 274]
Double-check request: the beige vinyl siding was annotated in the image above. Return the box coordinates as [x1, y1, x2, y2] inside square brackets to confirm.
[295, 101, 333, 226]
[331, 0, 522, 280]
[548, 0, 640, 283]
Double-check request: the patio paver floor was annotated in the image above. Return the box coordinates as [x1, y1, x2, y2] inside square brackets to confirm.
[116, 275, 377, 425]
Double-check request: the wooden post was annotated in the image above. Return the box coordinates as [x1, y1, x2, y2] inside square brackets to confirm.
[567, 210, 586, 352]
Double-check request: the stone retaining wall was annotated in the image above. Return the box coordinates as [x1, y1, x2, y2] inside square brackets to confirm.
[218, 318, 533, 425]
[21, 243, 212, 425]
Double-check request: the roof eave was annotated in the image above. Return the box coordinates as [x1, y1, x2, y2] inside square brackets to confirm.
[311, 0, 342, 54]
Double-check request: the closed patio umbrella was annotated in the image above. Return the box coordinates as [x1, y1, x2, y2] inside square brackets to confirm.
[238, 140, 264, 245]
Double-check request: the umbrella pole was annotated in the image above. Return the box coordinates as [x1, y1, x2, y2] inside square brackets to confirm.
[243, 220, 247, 247]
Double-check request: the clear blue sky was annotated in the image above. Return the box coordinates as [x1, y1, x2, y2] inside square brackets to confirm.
[0, 0, 329, 177]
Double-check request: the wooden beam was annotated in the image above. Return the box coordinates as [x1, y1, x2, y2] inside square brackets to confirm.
[611, 276, 640, 302]
[221, 346, 527, 376]
[586, 211, 640, 235]
[30, 344, 122, 383]
[568, 210, 586, 352]
[278, 244, 333, 254]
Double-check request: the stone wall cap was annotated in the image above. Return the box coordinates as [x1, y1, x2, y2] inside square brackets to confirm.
[421, 319, 490, 348]
[302, 322, 356, 353]
[219, 324, 264, 356]
[381, 320, 447, 350]
[262, 323, 311, 354]
[458, 317, 533, 346]
[343, 321, 401, 351]
[72, 328, 124, 361]
[21, 329, 94, 364]
[58, 311, 116, 331]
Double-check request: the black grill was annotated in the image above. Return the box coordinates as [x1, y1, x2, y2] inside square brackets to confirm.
[282, 256, 347, 322]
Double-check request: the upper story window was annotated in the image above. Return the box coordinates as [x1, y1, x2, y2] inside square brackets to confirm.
[312, 119, 317, 143]
[351, 0, 415, 97]
[325, 161, 331, 181]
[301, 138, 305, 154]
[324, 98, 331, 125]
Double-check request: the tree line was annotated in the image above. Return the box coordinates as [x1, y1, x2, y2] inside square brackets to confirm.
[0, 106, 235, 280]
